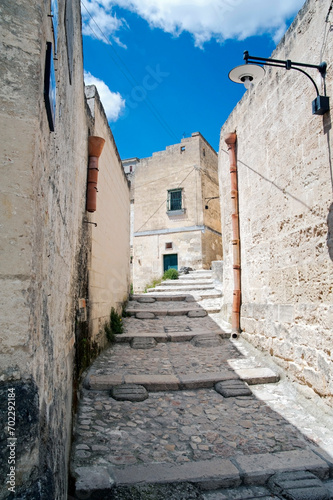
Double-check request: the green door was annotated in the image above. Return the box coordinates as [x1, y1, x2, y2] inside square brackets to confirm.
[163, 254, 178, 272]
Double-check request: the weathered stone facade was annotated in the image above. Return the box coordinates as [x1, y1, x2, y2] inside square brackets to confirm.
[219, 0, 333, 404]
[0, 2, 130, 498]
[129, 133, 222, 292]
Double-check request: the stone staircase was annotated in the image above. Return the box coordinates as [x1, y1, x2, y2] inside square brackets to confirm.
[145, 269, 223, 314]
[69, 271, 333, 499]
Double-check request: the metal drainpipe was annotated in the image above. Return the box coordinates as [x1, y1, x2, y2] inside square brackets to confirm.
[224, 132, 241, 339]
[86, 136, 105, 213]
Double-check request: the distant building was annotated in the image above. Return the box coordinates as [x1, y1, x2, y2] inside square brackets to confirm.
[124, 132, 223, 292]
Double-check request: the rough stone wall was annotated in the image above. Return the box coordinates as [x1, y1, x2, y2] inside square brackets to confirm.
[219, 0, 333, 404]
[0, 0, 89, 498]
[200, 135, 223, 267]
[85, 86, 130, 345]
[132, 133, 222, 291]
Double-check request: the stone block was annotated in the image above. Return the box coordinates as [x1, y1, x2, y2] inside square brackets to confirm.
[110, 384, 149, 402]
[215, 379, 252, 397]
[188, 309, 207, 318]
[179, 371, 237, 389]
[124, 374, 179, 391]
[86, 374, 124, 390]
[113, 458, 241, 490]
[75, 466, 114, 496]
[234, 450, 330, 486]
[136, 296, 156, 303]
[235, 367, 279, 385]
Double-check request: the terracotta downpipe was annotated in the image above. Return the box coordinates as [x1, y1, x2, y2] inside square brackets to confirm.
[86, 136, 105, 213]
[225, 132, 241, 338]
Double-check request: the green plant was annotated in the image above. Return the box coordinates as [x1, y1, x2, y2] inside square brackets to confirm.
[163, 268, 179, 280]
[104, 307, 124, 343]
[110, 307, 124, 334]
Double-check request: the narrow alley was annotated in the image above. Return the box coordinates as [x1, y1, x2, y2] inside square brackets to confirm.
[70, 271, 333, 499]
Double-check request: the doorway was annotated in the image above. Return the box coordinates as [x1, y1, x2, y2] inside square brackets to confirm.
[163, 254, 178, 272]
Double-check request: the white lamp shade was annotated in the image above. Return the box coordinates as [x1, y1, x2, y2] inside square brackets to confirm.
[229, 64, 265, 85]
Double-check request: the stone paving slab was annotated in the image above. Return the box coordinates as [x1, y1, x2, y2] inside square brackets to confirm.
[127, 307, 208, 318]
[115, 330, 230, 343]
[234, 449, 330, 485]
[234, 367, 280, 385]
[86, 370, 278, 392]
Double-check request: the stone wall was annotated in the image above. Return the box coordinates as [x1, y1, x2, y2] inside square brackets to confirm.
[132, 133, 222, 291]
[85, 86, 131, 345]
[219, 0, 333, 404]
[1, 1, 92, 498]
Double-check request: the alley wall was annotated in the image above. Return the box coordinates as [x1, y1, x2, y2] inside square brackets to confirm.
[219, 0, 333, 404]
[0, 1, 131, 498]
[85, 86, 130, 345]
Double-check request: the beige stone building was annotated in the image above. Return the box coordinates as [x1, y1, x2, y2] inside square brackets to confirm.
[126, 133, 222, 292]
[219, 0, 332, 405]
[0, 1, 130, 498]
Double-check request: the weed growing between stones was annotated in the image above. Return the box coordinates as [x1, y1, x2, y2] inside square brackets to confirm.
[162, 268, 179, 280]
[104, 307, 124, 343]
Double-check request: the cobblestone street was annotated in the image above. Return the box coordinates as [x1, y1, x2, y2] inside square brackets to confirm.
[70, 272, 333, 499]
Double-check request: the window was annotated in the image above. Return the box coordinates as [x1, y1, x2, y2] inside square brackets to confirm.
[165, 242, 173, 249]
[167, 189, 183, 213]
[180, 146, 186, 152]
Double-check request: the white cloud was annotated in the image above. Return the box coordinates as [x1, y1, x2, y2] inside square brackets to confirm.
[82, 0, 304, 47]
[114, 0, 304, 46]
[81, 0, 127, 47]
[84, 71, 126, 121]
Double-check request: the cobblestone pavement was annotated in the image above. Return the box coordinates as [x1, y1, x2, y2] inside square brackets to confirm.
[70, 272, 333, 499]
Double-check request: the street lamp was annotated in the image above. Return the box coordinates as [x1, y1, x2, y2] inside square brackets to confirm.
[229, 51, 329, 115]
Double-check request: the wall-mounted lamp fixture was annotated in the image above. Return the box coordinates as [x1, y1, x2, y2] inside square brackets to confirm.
[229, 51, 329, 115]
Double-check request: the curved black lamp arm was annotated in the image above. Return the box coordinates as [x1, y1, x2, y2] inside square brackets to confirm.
[243, 51, 327, 97]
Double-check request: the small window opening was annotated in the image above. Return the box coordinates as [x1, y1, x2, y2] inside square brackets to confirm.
[167, 188, 183, 212]
[165, 242, 173, 249]
[203, 148, 206, 156]
[130, 165, 133, 172]
[180, 146, 186, 153]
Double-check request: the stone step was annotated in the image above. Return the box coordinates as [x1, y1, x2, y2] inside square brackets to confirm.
[73, 448, 332, 499]
[127, 308, 208, 318]
[115, 330, 230, 343]
[84, 367, 280, 391]
[147, 284, 216, 292]
[179, 274, 213, 280]
[160, 279, 214, 286]
[131, 294, 190, 302]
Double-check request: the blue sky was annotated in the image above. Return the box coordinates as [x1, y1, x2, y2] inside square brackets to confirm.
[81, 0, 304, 159]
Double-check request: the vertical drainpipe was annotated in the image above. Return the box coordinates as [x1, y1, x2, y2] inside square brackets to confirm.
[225, 132, 241, 339]
[86, 136, 105, 213]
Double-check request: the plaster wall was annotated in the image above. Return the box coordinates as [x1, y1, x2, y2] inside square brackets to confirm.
[85, 86, 131, 344]
[0, 0, 89, 497]
[219, 0, 333, 404]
